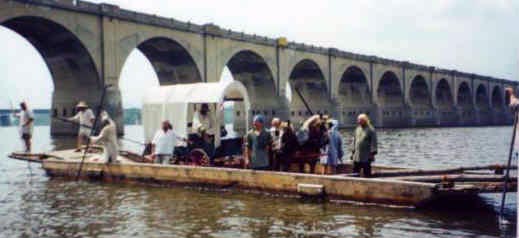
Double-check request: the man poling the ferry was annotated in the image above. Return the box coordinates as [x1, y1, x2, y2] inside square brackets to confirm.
[90, 111, 118, 163]
[351, 113, 378, 177]
[68, 101, 95, 152]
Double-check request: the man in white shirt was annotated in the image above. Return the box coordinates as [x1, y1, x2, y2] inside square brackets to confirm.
[193, 104, 217, 158]
[15, 102, 34, 152]
[269, 117, 282, 170]
[151, 120, 184, 165]
[193, 103, 216, 137]
[68, 101, 95, 151]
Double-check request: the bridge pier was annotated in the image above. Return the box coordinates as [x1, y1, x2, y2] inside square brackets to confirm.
[436, 108, 459, 126]
[409, 107, 436, 127]
[374, 106, 411, 128]
[50, 88, 100, 136]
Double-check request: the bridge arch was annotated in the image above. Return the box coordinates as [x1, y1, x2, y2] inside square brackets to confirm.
[408, 75, 431, 108]
[377, 71, 403, 106]
[475, 84, 490, 110]
[224, 50, 280, 122]
[337, 66, 371, 106]
[1, 16, 101, 135]
[434, 79, 454, 109]
[491, 86, 504, 110]
[288, 59, 330, 119]
[457, 82, 473, 109]
[120, 36, 203, 86]
[1, 16, 101, 89]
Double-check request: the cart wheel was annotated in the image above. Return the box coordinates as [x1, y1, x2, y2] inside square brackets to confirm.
[189, 149, 210, 166]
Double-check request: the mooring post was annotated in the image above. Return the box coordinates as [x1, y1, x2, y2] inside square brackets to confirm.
[500, 110, 518, 218]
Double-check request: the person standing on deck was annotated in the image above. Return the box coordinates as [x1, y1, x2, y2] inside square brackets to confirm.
[193, 103, 216, 140]
[90, 111, 118, 163]
[245, 115, 273, 170]
[68, 101, 95, 152]
[14, 102, 34, 152]
[269, 117, 282, 170]
[193, 103, 217, 158]
[324, 119, 344, 174]
[351, 114, 377, 177]
[151, 120, 183, 165]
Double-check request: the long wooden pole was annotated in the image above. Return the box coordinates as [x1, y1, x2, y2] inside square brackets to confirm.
[294, 87, 314, 115]
[76, 85, 110, 180]
[373, 164, 517, 177]
[53, 117, 145, 146]
[500, 110, 518, 217]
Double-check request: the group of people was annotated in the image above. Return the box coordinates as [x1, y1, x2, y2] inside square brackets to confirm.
[14, 101, 119, 164]
[15, 99, 377, 177]
[244, 113, 378, 177]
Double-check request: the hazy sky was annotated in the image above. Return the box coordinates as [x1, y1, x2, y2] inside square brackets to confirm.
[0, 0, 518, 108]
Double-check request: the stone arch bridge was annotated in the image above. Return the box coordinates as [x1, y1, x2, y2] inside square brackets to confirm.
[1, 0, 516, 135]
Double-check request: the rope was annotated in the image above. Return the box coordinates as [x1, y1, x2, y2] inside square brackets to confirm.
[53, 117, 146, 146]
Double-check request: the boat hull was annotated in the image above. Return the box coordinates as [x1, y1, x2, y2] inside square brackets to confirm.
[41, 159, 439, 207]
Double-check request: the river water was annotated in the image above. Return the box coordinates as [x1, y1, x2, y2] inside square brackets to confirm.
[0, 125, 516, 237]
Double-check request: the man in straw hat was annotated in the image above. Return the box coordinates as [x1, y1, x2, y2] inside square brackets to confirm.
[68, 101, 95, 152]
[351, 113, 378, 177]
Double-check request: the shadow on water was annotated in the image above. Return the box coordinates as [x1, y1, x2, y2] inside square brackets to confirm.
[0, 126, 516, 237]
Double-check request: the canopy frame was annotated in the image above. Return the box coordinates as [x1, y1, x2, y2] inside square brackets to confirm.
[142, 81, 251, 147]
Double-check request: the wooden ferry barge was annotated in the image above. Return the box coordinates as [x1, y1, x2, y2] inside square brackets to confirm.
[9, 149, 516, 208]
[8, 82, 516, 208]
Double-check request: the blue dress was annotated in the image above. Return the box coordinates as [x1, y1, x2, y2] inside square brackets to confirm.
[326, 121, 344, 166]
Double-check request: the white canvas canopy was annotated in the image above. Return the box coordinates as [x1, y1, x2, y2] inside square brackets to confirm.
[142, 81, 251, 147]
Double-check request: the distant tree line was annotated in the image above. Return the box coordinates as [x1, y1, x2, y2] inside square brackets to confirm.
[0, 106, 234, 127]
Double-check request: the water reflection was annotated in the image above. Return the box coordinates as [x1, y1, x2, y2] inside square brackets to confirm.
[0, 126, 516, 237]
[11, 182, 511, 237]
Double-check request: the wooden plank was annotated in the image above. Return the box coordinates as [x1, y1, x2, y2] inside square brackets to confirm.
[458, 182, 517, 193]
[389, 174, 517, 183]
[373, 165, 517, 177]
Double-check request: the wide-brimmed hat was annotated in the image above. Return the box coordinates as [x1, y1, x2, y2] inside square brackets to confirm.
[76, 101, 88, 108]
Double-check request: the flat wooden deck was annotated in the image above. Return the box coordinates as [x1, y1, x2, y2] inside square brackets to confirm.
[8, 150, 517, 208]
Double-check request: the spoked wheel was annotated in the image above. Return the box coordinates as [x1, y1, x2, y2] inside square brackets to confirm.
[188, 149, 210, 166]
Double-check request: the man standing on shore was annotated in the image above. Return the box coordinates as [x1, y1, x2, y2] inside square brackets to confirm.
[245, 115, 272, 170]
[351, 114, 377, 177]
[14, 102, 34, 152]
